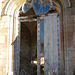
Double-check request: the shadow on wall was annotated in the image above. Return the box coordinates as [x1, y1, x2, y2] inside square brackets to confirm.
[74, 70, 75, 75]
[11, 36, 20, 75]
[11, 22, 37, 75]
[11, 37, 37, 75]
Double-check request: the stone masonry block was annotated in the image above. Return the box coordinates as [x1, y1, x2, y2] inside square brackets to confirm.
[0, 36, 5, 43]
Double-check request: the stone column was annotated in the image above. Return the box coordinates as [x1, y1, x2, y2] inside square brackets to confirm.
[7, 15, 14, 75]
[13, 16, 21, 75]
[44, 13, 59, 75]
[0, 15, 14, 75]
[37, 17, 41, 75]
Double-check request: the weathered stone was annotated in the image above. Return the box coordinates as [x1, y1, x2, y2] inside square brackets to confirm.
[0, 0, 75, 75]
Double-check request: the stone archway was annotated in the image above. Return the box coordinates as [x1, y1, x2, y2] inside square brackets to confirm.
[0, 0, 71, 75]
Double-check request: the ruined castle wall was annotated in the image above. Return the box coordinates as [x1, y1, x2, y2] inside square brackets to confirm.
[0, 15, 10, 75]
[63, 0, 75, 74]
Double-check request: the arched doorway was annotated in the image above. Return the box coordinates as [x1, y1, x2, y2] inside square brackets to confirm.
[2, 0, 69, 75]
[18, 1, 61, 75]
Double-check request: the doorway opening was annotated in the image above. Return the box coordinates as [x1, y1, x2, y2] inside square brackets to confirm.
[19, 2, 60, 75]
[19, 7, 38, 75]
[20, 20, 45, 75]
[20, 21, 37, 75]
[19, 7, 45, 75]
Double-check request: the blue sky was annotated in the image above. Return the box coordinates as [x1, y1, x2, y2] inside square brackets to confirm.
[24, 0, 51, 15]
[40, 20, 44, 44]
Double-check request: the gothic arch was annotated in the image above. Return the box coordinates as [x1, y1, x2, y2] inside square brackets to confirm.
[2, 0, 71, 75]
[3, 0, 71, 16]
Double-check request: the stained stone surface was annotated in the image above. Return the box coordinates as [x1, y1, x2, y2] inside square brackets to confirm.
[44, 13, 58, 75]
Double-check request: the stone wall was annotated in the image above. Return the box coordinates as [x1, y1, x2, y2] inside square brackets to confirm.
[0, 16, 9, 75]
[20, 22, 31, 71]
[63, 0, 75, 74]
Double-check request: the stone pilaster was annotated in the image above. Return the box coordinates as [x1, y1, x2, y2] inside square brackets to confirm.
[0, 15, 10, 75]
